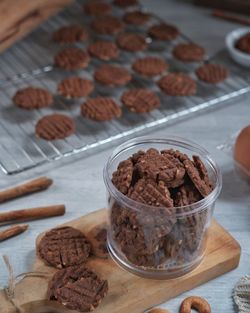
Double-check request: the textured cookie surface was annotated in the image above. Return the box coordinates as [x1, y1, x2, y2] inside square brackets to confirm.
[112, 159, 134, 194]
[173, 43, 205, 62]
[92, 15, 124, 35]
[121, 88, 160, 113]
[81, 97, 122, 121]
[235, 32, 250, 54]
[132, 56, 168, 77]
[94, 64, 131, 86]
[123, 10, 151, 25]
[84, 1, 112, 16]
[148, 23, 179, 41]
[117, 33, 148, 52]
[13, 87, 53, 110]
[38, 226, 91, 268]
[58, 76, 94, 98]
[48, 265, 108, 312]
[88, 41, 119, 61]
[158, 73, 197, 96]
[52, 25, 88, 44]
[36, 114, 75, 140]
[196, 63, 229, 84]
[54, 47, 90, 70]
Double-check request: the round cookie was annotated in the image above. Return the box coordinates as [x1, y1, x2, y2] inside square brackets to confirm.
[94, 64, 132, 86]
[84, 1, 112, 16]
[81, 97, 122, 121]
[54, 47, 90, 70]
[121, 88, 160, 113]
[195, 63, 229, 84]
[88, 41, 119, 61]
[91, 15, 124, 36]
[36, 114, 75, 140]
[117, 33, 148, 52]
[123, 10, 151, 25]
[113, 0, 137, 7]
[172, 43, 205, 62]
[235, 32, 250, 54]
[158, 73, 197, 96]
[48, 265, 108, 312]
[13, 87, 53, 110]
[38, 226, 91, 268]
[132, 56, 168, 77]
[148, 23, 179, 41]
[52, 25, 88, 44]
[57, 77, 94, 98]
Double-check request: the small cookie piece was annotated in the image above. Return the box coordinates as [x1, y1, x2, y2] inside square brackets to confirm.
[148, 23, 179, 41]
[192, 155, 212, 188]
[94, 64, 131, 86]
[123, 10, 151, 25]
[52, 25, 88, 44]
[13, 87, 53, 110]
[235, 32, 250, 54]
[88, 225, 108, 259]
[92, 15, 124, 35]
[113, 0, 137, 7]
[48, 265, 108, 312]
[196, 63, 229, 84]
[38, 226, 91, 268]
[174, 184, 202, 207]
[112, 159, 134, 194]
[158, 73, 197, 96]
[81, 97, 122, 121]
[132, 56, 168, 77]
[36, 114, 75, 140]
[54, 47, 90, 70]
[57, 77, 94, 98]
[121, 88, 160, 113]
[84, 1, 112, 16]
[117, 33, 148, 52]
[173, 43, 205, 62]
[88, 41, 119, 61]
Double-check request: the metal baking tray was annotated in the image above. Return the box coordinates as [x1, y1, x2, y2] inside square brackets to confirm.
[0, 0, 250, 175]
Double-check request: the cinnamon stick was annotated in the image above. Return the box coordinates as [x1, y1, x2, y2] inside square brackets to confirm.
[212, 10, 250, 26]
[0, 224, 28, 242]
[0, 205, 65, 225]
[0, 176, 53, 203]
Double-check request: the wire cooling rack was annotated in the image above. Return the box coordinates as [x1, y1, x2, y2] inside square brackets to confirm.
[1, 0, 250, 175]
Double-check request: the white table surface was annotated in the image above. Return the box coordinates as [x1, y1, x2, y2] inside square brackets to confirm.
[0, 1, 250, 312]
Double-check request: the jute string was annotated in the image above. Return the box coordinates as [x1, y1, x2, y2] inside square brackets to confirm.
[234, 274, 250, 313]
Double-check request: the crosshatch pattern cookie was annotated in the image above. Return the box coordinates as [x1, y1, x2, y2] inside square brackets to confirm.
[158, 73, 197, 96]
[48, 265, 108, 312]
[54, 47, 90, 70]
[94, 64, 132, 86]
[148, 23, 179, 41]
[173, 43, 205, 62]
[123, 10, 151, 25]
[117, 33, 148, 52]
[113, 0, 138, 7]
[57, 77, 94, 98]
[92, 15, 124, 35]
[52, 25, 88, 44]
[132, 56, 168, 77]
[13, 87, 53, 110]
[81, 97, 122, 121]
[35, 114, 75, 140]
[84, 1, 112, 16]
[88, 40, 119, 61]
[196, 63, 229, 84]
[121, 88, 160, 113]
[38, 226, 91, 268]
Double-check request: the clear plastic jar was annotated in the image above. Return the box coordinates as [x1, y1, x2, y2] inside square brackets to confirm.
[103, 137, 222, 279]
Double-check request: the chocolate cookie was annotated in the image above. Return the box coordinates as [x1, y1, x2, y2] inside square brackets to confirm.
[38, 226, 91, 268]
[57, 76, 94, 98]
[117, 33, 148, 52]
[48, 265, 108, 312]
[88, 225, 108, 259]
[235, 32, 250, 54]
[112, 159, 134, 194]
[81, 97, 122, 121]
[123, 10, 151, 25]
[121, 88, 160, 113]
[88, 40, 119, 61]
[148, 23, 179, 41]
[54, 47, 90, 70]
[158, 73, 197, 96]
[84, 1, 112, 16]
[196, 63, 229, 84]
[92, 15, 124, 35]
[35, 114, 75, 140]
[13, 87, 53, 110]
[132, 56, 168, 77]
[52, 25, 88, 44]
[113, 0, 138, 7]
[172, 43, 205, 62]
[94, 64, 132, 86]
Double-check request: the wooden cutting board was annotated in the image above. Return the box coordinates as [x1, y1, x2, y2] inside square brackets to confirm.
[0, 208, 241, 313]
